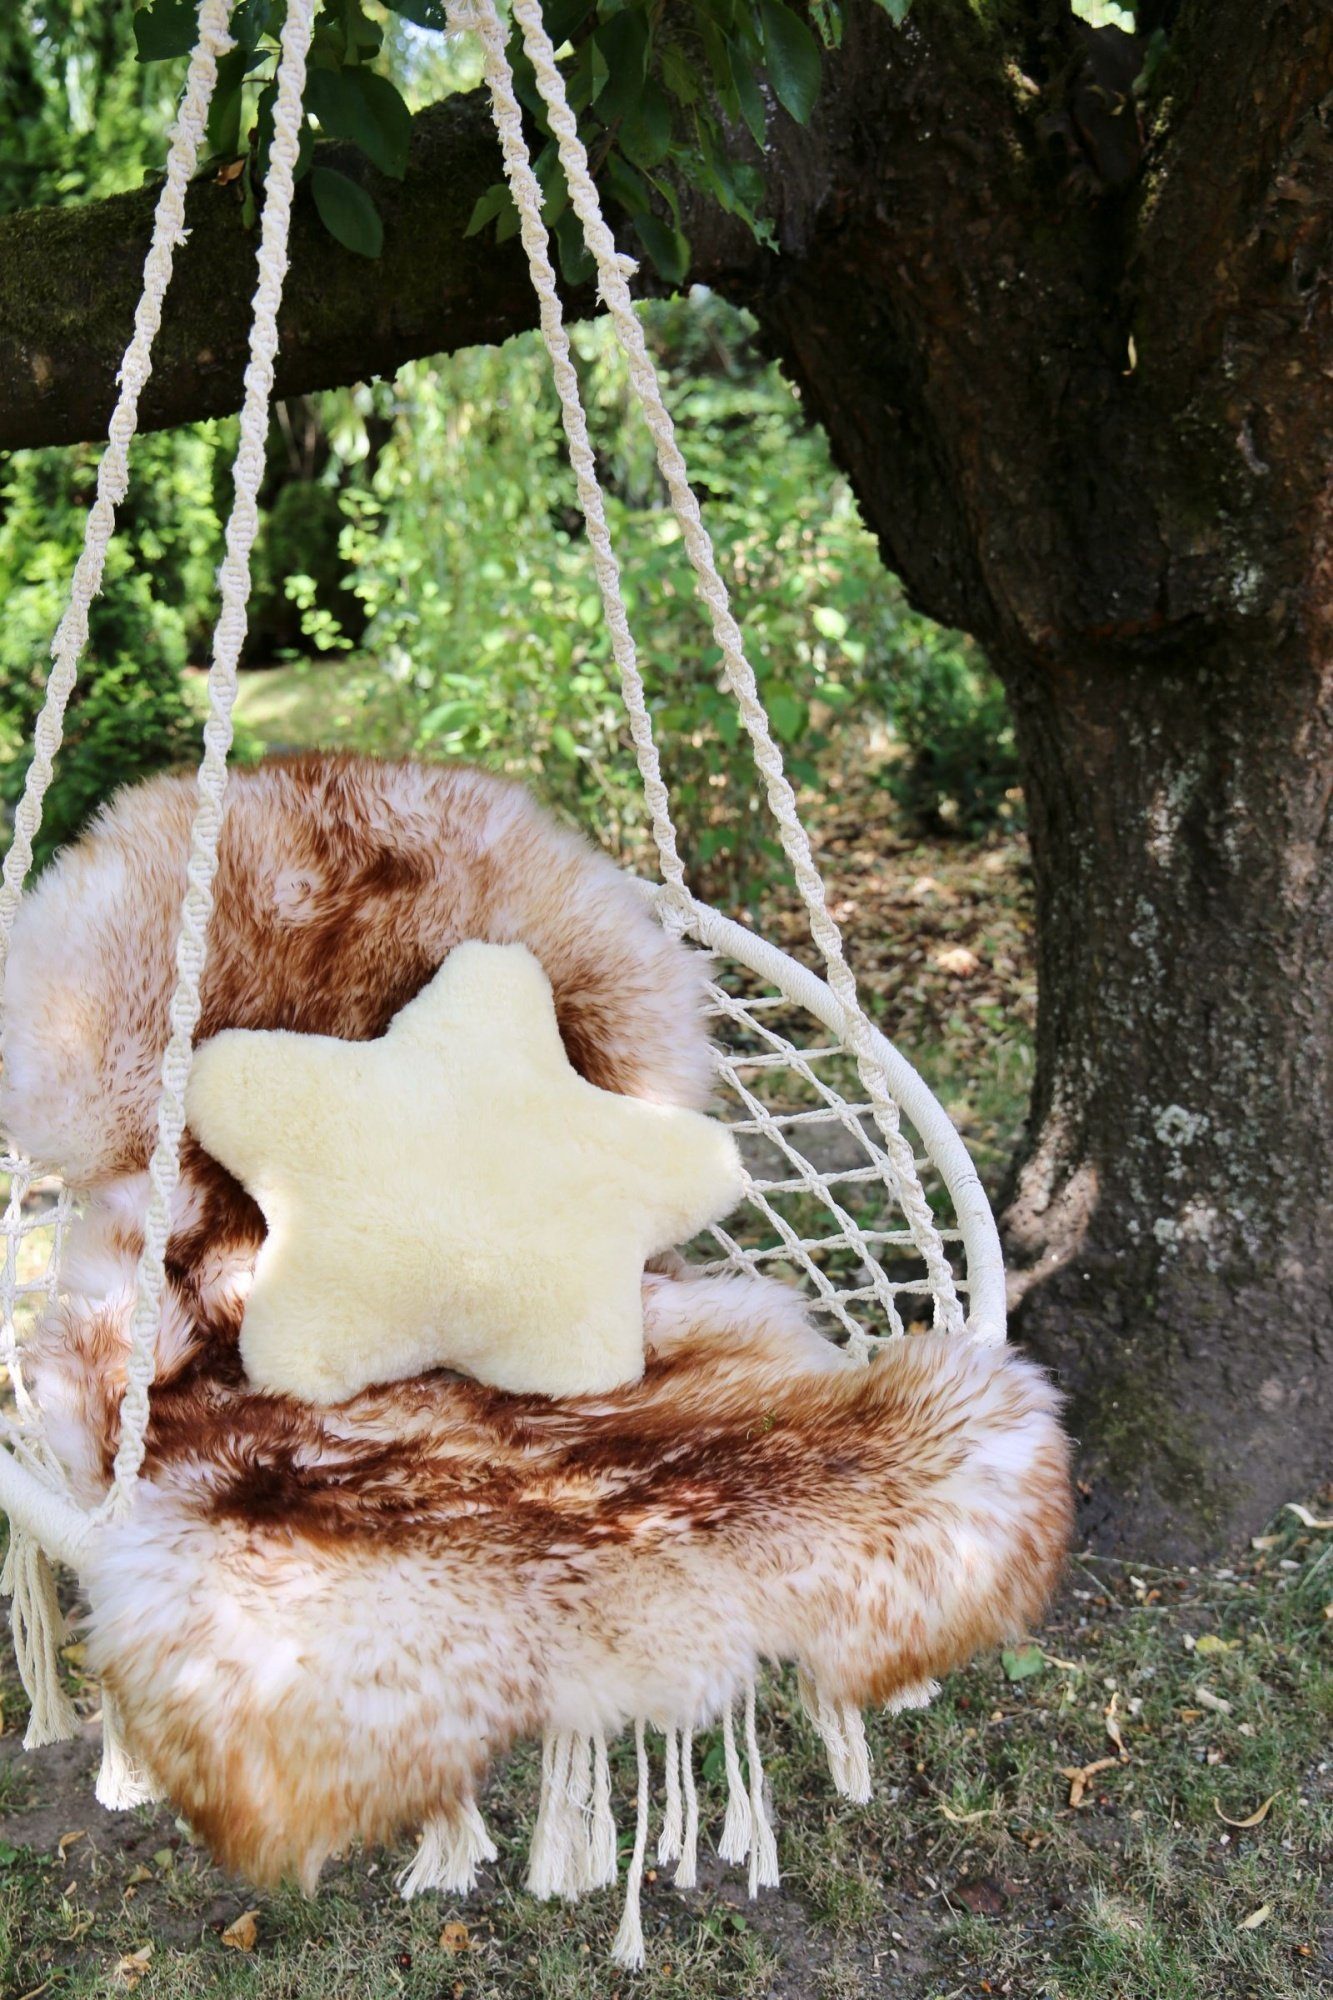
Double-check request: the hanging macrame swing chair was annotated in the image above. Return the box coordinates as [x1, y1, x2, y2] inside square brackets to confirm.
[0, 0, 1071, 1970]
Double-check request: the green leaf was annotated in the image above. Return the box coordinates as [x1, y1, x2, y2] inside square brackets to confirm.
[731, 52, 768, 149]
[310, 165, 383, 256]
[872, 0, 913, 20]
[620, 81, 672, 170]
[1001, 1643, 1045, 1682]
[604, 152, 651, 218]
[592, 10, 648, 122]
[545, 0, 592, 44]
[1072, 0, 1134, 26]
[306, 66, 411, 178]
[552, 725, 582, 760]
[555, 207, 595, 286]
[378, 0, 447, 26]
[420, 698, 477, 736]
[207, 47, 250, 159]
[465, 181, 516, 237]
[759, 0, 822, 124]
[133, 0, 198, 62]
[767, 687, 807, 742]
[633, 212, 688, 285]
[230, 0, 272, 52]
[346, 69, 412, 177]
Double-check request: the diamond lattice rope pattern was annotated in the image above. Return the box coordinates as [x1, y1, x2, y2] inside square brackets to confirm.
[700, 973, 968, 1352]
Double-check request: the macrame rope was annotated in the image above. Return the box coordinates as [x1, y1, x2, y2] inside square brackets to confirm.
[461, 0, 690, 923]
[462, 0, 961, 1327]
[100, 0, 319, 1517]
[676, 1723, 699, 1889]
[0, 0, 234, 986]
[611, 1717, 651, 1970]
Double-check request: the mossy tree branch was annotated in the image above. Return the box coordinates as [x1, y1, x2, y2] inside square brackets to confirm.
[0, 85, 761, 453]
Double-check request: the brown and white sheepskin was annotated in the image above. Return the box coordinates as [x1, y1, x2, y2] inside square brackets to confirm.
[2, 754, 1071, 1890]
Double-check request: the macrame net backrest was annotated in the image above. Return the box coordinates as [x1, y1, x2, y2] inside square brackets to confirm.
[0, 0, 1008, 1906]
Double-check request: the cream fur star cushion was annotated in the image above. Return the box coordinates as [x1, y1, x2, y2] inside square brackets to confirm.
[184, 940, 744, 1403]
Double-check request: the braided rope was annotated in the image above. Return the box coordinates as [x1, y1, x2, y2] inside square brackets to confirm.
[0, 0, 234, 985]
[462, 0, 961, 1330]
[101, 0, 319, 1517]
[463, 0, 690, 921]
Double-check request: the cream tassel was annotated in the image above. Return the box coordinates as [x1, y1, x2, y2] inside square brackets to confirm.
[1, 1529, 77, 1748]
[657, 1724, 682, 1865]
[561, 1729, 593, 1899]
[611, 1718, 649, 1971]
[797, 1669, 872, 1803]
[96, 1689, 162, 1810]
[588, 1730, 617, 1889]
[743, 1683, 779, 1893]
[718, 1699, 752, 1864]
[526, 1729, 579, 1900]
[525, 1728, 566, 1899]
[887, 1678, 940, 1713]
[397, 1800, 497, 1898]
[675, 1724, 699, 1890]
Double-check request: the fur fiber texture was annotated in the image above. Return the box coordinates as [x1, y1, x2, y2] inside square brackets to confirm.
[185, 941, 743, 1401]
[2, 754, 1072, 1892]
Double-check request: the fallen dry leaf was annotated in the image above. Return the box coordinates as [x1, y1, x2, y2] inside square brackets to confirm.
[125, 1865, 153, 1887]
[1284, 1503, 1333, 1530]
[1239, 1902, 1273, 1930]
[1195, 1686, 1233, 1716]
[1060, 1755, 1122, 1808]
[939, 1803, 995, 1824]
[216, 158, 246, 186]
[439, 1920, 470, 1953]
[56, 1830, 85, 1862]
[1104, 1692, 1128, 1758]
[934, 945, 981, 978]
[1195, 1634, 1239, 1656]
[1215, 1793, 1279, 1829]
[221, 1910, 259, 1951]
[113, 1945, 153, 1989]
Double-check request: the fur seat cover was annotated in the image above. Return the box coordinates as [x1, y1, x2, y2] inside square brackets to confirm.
[1, 756, 1071, 1889]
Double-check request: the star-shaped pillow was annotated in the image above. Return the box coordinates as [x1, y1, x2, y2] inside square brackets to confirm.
[185, 941, 743, 1403]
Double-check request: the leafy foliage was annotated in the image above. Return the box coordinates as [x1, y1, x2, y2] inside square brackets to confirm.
[879, 621, 1020, 838]
[329, 296, 1013, 898]
[128, 0, 913, 273]
[0, 434, 225, 866]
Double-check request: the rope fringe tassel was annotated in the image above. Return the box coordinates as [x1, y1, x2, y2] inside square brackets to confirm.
[97, 1690, 164, 1810]
[1, 1529, 77, 1748]
[398, 1801, 497, 1898]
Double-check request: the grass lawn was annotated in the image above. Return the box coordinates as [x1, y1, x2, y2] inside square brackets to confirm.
[1, 1507, 1328, 1999]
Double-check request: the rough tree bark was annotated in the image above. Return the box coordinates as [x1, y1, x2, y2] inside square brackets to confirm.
[746, 0, 1333, 1555]
[1, 0, 1329, 1555]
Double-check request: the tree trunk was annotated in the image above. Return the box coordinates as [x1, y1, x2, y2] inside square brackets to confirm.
[737, 0, 1333, 1554]
[1001, 626, 1333, 1552]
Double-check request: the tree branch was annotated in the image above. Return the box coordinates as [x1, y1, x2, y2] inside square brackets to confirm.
[0, 86, 762, 453]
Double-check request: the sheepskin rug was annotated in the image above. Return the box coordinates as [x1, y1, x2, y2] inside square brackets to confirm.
[2, 755, 1071, 1891]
